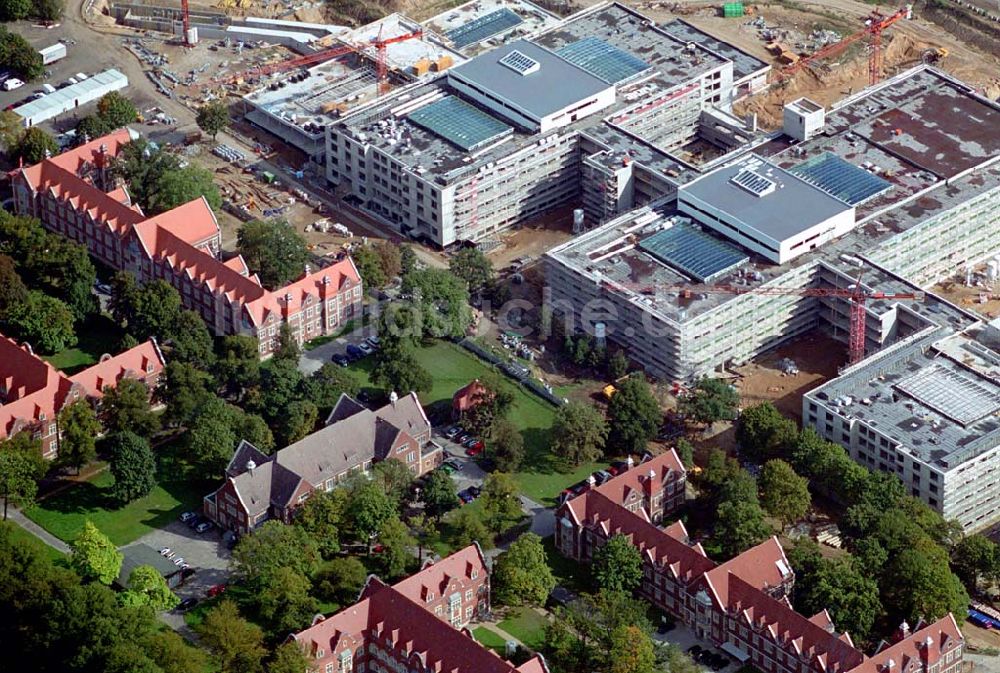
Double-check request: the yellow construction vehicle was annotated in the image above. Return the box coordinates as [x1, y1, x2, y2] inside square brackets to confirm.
[923, 47, 948, 64]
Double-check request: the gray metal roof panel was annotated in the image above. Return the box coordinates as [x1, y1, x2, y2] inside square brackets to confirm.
[447, 39, 611, 122]
[680, 155, 853, 242]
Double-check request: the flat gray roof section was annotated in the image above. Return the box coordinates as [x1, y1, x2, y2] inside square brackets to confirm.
[659, 19, 768, 81]
[447, 39, 611, 122]
[680, 154, 853, 241]
[895, 363, 1000, 427]
[408, 95, 514, 151]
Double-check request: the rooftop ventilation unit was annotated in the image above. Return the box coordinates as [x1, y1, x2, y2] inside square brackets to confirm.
[730, 169, 776, 197]
[498, 49, 540, 75]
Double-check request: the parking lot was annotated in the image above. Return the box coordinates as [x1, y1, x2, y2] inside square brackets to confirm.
[133, 517, 232, 604]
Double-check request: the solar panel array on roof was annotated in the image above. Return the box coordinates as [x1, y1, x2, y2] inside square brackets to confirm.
[638, 222, 749, 282]
[408, 95, 513, 152]
[790, 152, 891, 206]
[498, 49, 540, 75]
[555, 37, 650, 84]
[447, 8, 524, 49]
[730, 169, 775, 197]
[895, 363, 1000, 427]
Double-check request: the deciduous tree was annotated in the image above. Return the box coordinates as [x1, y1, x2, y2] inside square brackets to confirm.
[14, 127, 57, 163]
[0, 28, 43, 80]
[71, 521, 123, 585]
[0, 253, 27, 316]
[493, 532, 555, 607]
[121, 564, 179, 610]
[715, 499, 772, 559]
[607, 375, 661, 457]
[167, 310, 216, 369]
[0, 446, 39, 520]
[451, 506, 493, 550]
[196, 599, 266, 673]
[487, 417, 524, 472]
[256, 566, 318, 635]
[352, 244, 387, 290]
[461, 372, 515, 438]
[57, 399, 100, 474]
[295, 487, 346, 558]
[348, 481, 396, 551]
[231, 521, 320, 591]
[279, 399, 318, 446]
[101, 378, 159, 437]
[33, 0, 63, 21]
[675, 438, 695, 470]
[196, 101, 229, 140]
[736, 402, 799, 464]
[679, 377, 738, 425]
[236, 219, 309, 289]
[551, 401, 609, 468]
[371, 334, 432, 395]
[421, 469, 459, 522]
[303, 363, 360, 413]
[161, 362, 214, 427]
[608, 625, 656, 673]
[267, 641, 312, 673]
[152, 165, 222, 214]
[107, 431, 157, 505]
[0, 0, 32, 21]
[592, 534, 642, 594]
[449, 247, 494, 296]
[97, 92, 138, 129]
[215, 334, 261, 397]
[373, 458, 415, 509]
[759, 459, 811, 529]
[607, 349, 628, 379]
[378, 515, 415, 579]
[2, 290, 76, 353]
[144, 630, 209, 673]
[401, 268, 472, 338]
[314, 555, 366, 606]
[951, 534, 998, 593]
[480, 472, 522, 534]
[185, 396, 238, 476]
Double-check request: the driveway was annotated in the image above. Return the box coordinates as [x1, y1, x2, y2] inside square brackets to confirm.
[132, 519, 233, 602]
[299, 315, 378, 376]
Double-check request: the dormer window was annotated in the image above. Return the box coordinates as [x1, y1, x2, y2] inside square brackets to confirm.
[471, 570, 478, 580]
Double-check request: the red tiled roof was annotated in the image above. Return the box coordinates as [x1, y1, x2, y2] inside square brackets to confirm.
[393, 544, 487, 605]
[453, 379, 488, 412]
[702, 537, 791, 608]
[0, 334, 71, 439]
[242, 258, 361, 327]
[47, 129, 134, 174]
[136, 197, 220, 248]
[846, 617, 963, 673]
[68, 339, 165, 398]
[564, 489, 715, 582]
[593, 450, 685, 507]
[727, 573, 865, 673]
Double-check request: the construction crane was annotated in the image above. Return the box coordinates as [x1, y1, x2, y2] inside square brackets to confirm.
[372, 25, 423, 94]
[779, 6, 910, 86]
[611, 274, 924, 365]
[200, 26, 423, 92]
[181, 0, 192, 46]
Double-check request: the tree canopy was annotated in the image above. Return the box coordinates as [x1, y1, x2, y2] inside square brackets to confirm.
[480, 472, 522, 534]
[196, 599, 267, 673]
[551, 401, 608, 468]
[122, 564, 179, 611]
[0, 28, 43, 80]
[736, 402, 798, 463]
[493, 533, 556, 607]
[107, 431, 157, 506]
[449, 247, 494, 297]
[237, 219, 309, 289]
[421, 469, 459, 522]
[71, 521, 123, 585]
[487, 417, 525, 472]
[97, 92, 138, 129]
[153, 165, 223, 214]
[679, 377, 739, 425]
[57, 399, 101, 474]
[1, 290, 76, 353]
[101, 378, 159, 437]
[759, 459, 811, 528]
[607, 376, 660, 457]
[196, 101, 230, 140]
[593, 534, 643, 594]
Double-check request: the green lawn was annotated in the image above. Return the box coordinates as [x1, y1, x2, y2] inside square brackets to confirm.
[25, 457, 214, 546]
[473, 626, 509, 654]
[43, 314, 125, 374]
[1, 520, 67, 566]
[350, 341, 602, 506]
[541, 535, 590, 593]
[498, 608, 549, 650]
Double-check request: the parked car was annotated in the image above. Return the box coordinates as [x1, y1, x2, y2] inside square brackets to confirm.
[173, 557, 185, 566]
[440, 460, 460, 474]
[357, 342, 374, 356]
[570, 481, 590, 495]
[458, 487, 478, 504]
[206, 584, 227, 598]
[687, 646, 703, 658]
[366, 335, 381, 348]
[179, 511, 198, 523]
[443, 426, 461, 439]
[346, 343, 365, 359]
[592, 470, 613, 485]
[194, 521, 214, 534]
[332, 353, 351, 367]
[159, 547, 171, 556]
[177, 597, 199, 611]
[186, 515, 204, 529]
[465, 444, 483, 457]
[610, 460, 630, 474]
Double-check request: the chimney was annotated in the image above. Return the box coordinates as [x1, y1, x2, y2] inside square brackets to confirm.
[587, 474, 596, 487]
[304, 264, 312, 277]
[246, 460, 256, 476]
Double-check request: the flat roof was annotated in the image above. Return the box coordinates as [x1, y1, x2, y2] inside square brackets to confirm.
[809, 330, 999, 470]
[14, 69, 127, 120]
[659, 18, 768, 81]
[789, 152, 892, 206]
[408, 95, 513, 151]
[448, 39, 610, 122]
[555, 36, 651, 84]
[680, 154, 853, 242]
[638, 221, 749, 282]
[424, 0, 561, 56]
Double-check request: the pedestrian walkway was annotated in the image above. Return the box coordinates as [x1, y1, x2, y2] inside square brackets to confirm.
[478, 622, 524, 647]
[6, 507, 71, 554]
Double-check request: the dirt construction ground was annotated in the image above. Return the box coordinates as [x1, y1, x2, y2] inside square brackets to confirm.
[581, 0, 1000, 129]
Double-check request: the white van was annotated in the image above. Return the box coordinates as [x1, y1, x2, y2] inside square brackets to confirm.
[2, 78, 24, 91]
[41, 83, 56, 94]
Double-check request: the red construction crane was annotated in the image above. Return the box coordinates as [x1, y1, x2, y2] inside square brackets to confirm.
[779, 6, 909, 86]
[608, 274, 924, 365]
[372, 25, 424, 94]
[200, 43, 358, 89]
[181, 0, 192, 46]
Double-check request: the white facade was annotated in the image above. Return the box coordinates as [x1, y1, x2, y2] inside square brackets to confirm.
[14, 69, 128, 128]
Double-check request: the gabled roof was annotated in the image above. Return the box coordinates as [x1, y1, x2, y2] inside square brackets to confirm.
[701, 537, 791, 609]
[226, 440, 271, 478]
[242, 258, 361, 327]
[726, 574, 864, 673]
[393, 544, 487, 604]
[135, 197, 220, 248]
[593, 449, 685, 506]
[67, 339, 165, 398]
[327, 393, 368, 424]
[846, 616, 963, 673]
[375, 392, 432, 439]
[294, 549, 546, 673]
[0, 334, 72, 439]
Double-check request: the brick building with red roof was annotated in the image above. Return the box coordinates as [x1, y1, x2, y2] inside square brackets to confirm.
[10, 131, 363, 358]
[0, 333, 165, 459]
[293, 544, 548, 673]
[555, 455, 964, 673]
